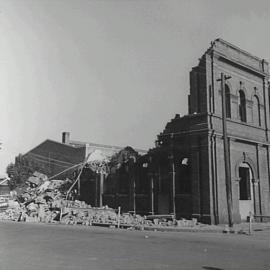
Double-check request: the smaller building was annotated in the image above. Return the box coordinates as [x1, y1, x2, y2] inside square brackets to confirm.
[23, 132, 149, 212]
[24, 131, 146, 179]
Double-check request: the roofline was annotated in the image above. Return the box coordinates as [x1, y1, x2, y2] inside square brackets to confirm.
[23, 138, 147, 158]
[70, 140, 123, 149]
[24, 139, 83, 156]
[70, 140, 147, 153]
[213, 38, 268, 64]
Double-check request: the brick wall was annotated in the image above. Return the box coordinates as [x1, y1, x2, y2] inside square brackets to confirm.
[25, 140, 86, 178]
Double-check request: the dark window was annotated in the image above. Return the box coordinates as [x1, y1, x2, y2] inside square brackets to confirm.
[135, 165, 149, 194]
[239, 167, 251, 200]
[104, 174, 116, 194]
[118, 165, 129, 194]
[157, 163, 170, 194]
[225, 84, 231, 118]
[176, 158, 191, 194]
[254, 95, 261, 126]
[239, 90, 247, 122]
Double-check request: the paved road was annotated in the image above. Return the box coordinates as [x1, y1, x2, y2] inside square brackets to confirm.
[0, 222, 269, 270]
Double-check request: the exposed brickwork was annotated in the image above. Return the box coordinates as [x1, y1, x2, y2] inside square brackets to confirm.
[24, 139, 86, 178]
[152, 39, 270, 224]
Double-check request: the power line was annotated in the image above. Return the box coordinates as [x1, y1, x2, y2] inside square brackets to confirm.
[26, 155, 71, 168]
[49, 162, 83, 180]
[26, 152, 77, 166]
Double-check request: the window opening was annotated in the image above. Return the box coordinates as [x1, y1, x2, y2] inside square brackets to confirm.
[225, 84, 231, 118]
[239, 90, 247, 122]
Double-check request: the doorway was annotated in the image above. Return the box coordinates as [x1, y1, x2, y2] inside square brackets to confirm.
[238, 163, 253, 221]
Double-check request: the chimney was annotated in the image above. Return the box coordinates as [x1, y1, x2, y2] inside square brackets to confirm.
[62, 132, 70, 144]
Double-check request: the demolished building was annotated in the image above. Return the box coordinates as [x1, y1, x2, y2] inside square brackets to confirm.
[22, 132, 148, 212]
[14, 39, 270, 225]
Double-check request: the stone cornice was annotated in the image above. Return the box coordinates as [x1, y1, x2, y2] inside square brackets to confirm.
[211, 49, 269, 78]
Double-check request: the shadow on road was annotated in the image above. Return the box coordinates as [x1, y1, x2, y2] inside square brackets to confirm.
[203, 266, 224, 270]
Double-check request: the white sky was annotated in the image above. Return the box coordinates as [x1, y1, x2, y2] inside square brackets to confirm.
[1, 0, 270, 174]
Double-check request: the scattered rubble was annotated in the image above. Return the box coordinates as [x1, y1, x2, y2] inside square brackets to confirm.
[0, 171, 200, 230]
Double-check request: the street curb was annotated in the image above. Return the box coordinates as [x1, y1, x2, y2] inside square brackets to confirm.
[136, 226, 223, 233]
[0, 220, 223, 233]
[1, 220, 270, 234]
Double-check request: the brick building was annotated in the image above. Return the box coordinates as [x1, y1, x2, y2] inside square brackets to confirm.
[24, 132, 147, 209]
[148, 39, 270, 224]
[24, 132, 146, 178]
[22, 39, 270, 224]
[24, 133, 86, 179]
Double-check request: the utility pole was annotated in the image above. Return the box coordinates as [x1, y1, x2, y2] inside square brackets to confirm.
[218, 73, 233, 228]
[169, 135, 176, 218]
[148, 156, 155, 215]
[99, 173, 104, 207]
[172, 158, 176, 217]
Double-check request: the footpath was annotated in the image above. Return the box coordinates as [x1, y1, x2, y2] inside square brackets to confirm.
[139, 221, 270, 234]
[1, 217, 270, 235]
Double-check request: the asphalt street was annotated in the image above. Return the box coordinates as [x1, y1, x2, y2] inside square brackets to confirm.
[0, 222, 269, 270]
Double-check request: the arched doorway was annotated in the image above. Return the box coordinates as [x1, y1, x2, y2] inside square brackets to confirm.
[238, 162, 254, 221]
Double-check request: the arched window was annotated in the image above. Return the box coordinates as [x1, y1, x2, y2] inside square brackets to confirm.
[253, 95, 261, 126]
[225, 84, 231, 118]
[239, 90, 246, 122]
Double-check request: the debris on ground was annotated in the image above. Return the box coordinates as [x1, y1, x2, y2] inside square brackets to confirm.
[0, 171, 203, 229]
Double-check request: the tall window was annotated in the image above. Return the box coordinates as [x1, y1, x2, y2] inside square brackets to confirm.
[118, 165, 129, 194]
[135, 163, 149, 194]
[239, 90, 246, 122]
[176, 158, 191, 194]
[253, 95, 261, 126]
[225, 84, 231, 118]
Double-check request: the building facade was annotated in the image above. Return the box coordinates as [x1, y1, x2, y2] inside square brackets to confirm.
[148, 39, 270, 224]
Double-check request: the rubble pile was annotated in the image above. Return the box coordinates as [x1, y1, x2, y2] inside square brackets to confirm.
[61, 205, 118, 226]
[0, 178, 65, 222]
[0, 171, 199, 229]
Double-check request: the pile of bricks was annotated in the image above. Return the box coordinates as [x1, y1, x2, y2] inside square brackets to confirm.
[0, 173, 199, 229]
[60, 206, 118, 226]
